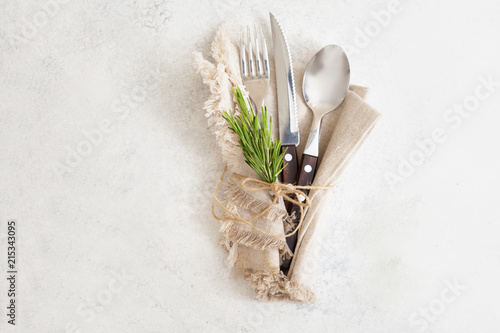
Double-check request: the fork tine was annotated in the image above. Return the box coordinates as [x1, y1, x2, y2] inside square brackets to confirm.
[254, 26, 263, 76]
[247, 26, 255, 78]
[260, 27, 270, 77]
[240, 26, 248, 78]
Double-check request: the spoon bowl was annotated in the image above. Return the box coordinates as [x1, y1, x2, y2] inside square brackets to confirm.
[302, 45, 350, 156]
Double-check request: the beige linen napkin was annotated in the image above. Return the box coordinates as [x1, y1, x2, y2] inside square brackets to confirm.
[194, 24, 381, 304]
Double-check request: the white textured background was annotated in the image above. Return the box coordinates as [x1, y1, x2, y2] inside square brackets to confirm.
[1, 0, 499, 332]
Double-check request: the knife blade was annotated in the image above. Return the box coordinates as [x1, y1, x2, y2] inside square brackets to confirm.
[270, 13, 299, 203]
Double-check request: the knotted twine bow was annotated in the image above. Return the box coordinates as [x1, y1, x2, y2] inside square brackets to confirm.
[212, 165, 335, 239]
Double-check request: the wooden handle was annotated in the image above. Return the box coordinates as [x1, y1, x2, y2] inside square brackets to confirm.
[281, 145, 298, 185]
[281, 145, 298, 212]
[296, 154, 318, 190]
[280, 154, 319, 273]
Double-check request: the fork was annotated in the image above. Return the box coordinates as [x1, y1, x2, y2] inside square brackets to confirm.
[240, 26, 270, 111]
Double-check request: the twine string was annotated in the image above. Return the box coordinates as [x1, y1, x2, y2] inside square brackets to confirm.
[212, 165, 335, 239]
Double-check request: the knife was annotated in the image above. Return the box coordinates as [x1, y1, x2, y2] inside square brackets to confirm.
[270, 13, 300, 273]
[270, 13, 300, 212]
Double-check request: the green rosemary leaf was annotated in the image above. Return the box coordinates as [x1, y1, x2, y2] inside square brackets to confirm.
[222, 86, 285, 183]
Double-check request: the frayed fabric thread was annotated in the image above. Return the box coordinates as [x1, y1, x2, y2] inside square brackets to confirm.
[219, 220, 293, 261]
[242, 269, 317, 304]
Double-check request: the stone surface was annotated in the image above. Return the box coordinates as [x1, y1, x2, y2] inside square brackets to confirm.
[1, 0, 500, 332]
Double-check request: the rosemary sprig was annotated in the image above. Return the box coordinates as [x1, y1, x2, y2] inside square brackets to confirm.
[222, 86, 287, 183]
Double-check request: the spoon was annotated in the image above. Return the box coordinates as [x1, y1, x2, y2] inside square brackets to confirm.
[280, 45, 350, 273]
[299, 44, 350, 180]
